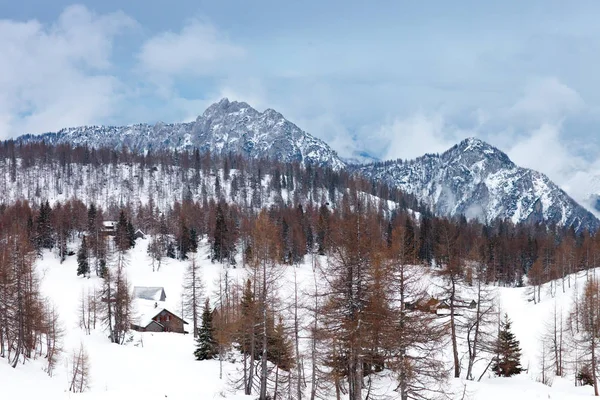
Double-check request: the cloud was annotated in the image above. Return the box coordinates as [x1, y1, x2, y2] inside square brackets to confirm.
[137, 19, 244, 90]
[376, 113, 467, 161]
[505, 123, 582, 180]
[509, 77, 584, 123]
[0, 5, 136, 138]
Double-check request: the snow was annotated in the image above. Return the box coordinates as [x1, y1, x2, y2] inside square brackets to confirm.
[2, 238, 600, 399]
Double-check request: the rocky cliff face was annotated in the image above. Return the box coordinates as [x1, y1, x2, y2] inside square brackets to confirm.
[352, 138, 599, 232]
[18, 98, 345, 170]
[18, 102, 599, 231]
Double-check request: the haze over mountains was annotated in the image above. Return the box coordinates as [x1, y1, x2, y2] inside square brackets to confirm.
[17, 98, 599, 232]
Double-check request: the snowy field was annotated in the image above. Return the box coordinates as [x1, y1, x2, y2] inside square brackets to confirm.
[0, 238, 598, 399]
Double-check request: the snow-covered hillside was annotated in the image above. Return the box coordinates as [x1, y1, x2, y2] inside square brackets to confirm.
[15, 99, 599, 231]
[1, 238, 598, 399]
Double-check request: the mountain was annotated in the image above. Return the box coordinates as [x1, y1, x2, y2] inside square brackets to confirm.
[17, 99, 599, 231]
[18, 98, 345, 170]
[352, 137, 600, 232]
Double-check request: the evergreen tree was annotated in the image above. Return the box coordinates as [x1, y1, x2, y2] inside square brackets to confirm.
[268, 316, 294, 371]
[190, 227, 199, 253]
[166, 241, 176, 259]
[212, 203, 229, 263]
[35, 200, 54, 250]
[87, 204, 97, 233]
[77, 236, 90, 277]
[115, 210, 130, 252]
[492, 314, 523, 377]
[126, 221, 136, 248]
[178, 222, 191, 260]
[194, 299, 218, 360]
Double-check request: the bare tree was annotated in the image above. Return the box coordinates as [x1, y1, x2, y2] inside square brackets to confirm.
[101, 242, 132, 344]
[248, 211, 283, 400]
[389, 224, 449, 400]
[463, 245, 497, 381]
[182, 254, 204, 337]
[44, 301, 63, 377]
[571, 277, 600, 396]
[69, 344, 91, 393]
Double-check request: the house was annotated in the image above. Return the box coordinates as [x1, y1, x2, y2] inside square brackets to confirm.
[134, 229, 145, 240]
[405, 297, 476, 315]
[133, 286, 167, 302]
[435, 299, 478, 316]
[131, 300, 188, 334]
[102, 221, 117, 236]
[404, 297, 441, 313]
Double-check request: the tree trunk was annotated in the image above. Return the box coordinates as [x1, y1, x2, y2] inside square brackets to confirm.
[450, 278, 460, 378]
[294, 270, 303, 400]
[260, 260, 269, 400]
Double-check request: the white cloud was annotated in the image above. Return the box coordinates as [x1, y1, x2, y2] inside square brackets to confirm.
[505, 123, 582, 181]
[138, 20, 244, 84]
[0, 5, 136, 138]
[509, 77, 584, 122]
[377, 113, 467, 161]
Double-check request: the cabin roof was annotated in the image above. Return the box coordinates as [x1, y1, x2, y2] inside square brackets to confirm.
[133, 286, 166, 301]
[134, 299, 188, 328]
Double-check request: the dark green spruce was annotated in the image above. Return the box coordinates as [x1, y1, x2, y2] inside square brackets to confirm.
[194, 298, 218, 361]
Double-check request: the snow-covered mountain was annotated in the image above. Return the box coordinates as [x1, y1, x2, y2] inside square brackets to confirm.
[352, 138, 600, 232]
[17, 100, 599, 231]
[18, 98, 345, 170]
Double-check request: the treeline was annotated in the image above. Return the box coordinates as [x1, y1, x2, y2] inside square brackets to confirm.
[0, 184, 596, 289]
[0, 140, 424, 213]
[1, 141, 595, 290]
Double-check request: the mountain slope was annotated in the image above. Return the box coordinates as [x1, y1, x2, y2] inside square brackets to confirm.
[16, 99, 598, 231]
[353, 137, 599, 232]
[18, 98, 345, 170]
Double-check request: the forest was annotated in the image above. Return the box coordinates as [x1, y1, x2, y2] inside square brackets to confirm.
[2, 141, 600, 398]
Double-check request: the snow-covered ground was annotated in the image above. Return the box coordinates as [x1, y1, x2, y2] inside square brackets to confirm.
[0, 238, 597, 399]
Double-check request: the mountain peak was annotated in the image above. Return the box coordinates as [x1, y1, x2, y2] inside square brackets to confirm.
[455, 137, 498, 153]
[444, 137, 513, 169]
[354, 138, 598, 232]
[201, 98, 254, 119]
[19, 98, 345, 170]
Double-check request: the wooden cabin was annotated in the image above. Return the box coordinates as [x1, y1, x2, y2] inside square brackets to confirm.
[131, 307, 188, 334]
[101, 221, 117, 236]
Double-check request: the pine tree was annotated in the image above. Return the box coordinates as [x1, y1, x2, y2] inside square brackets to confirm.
[492, 314, 523, 377]
[77, 236, 90, 277]
[213, 203, 230, 263]
[35, 200, 54, 250]
[194, 298, 218, 360]
[126, 221, 136, 248]
[178, 222, 191, 260]
[190, 227, 199, 253]
[115, 210, 130, 252]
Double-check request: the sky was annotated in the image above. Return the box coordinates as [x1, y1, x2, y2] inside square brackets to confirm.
[2, 1, 600, 205]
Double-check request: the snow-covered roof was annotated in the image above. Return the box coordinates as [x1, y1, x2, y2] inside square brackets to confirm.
[133, 299, 187, 328]
[102, 220, 117, 228]
[134, 299, 164, 328]
[133, 286, 166, 301]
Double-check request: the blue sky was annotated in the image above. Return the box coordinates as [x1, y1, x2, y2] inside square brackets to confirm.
[2, 1, 600, 201]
